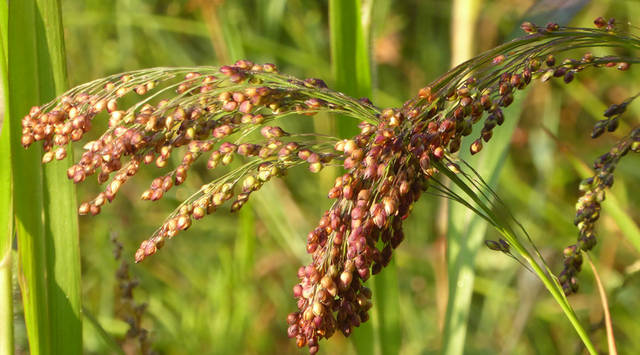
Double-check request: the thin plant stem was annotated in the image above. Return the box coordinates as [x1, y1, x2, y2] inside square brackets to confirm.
[587, 254, 617, 355]
[0, 0, 14, 352]
[0, 252, 12, 355]
[436, 160, 598, 355]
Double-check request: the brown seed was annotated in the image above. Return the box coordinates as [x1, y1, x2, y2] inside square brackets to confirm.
[89, 204, 101, 216]
[42, 151, 54, 164]
[617, 62, 630, 71]
[78, 202, 90, 215]
[54, 147, 67, 160]
[520, 21, 536, 33]
[339, 271, 352, 288]
[470, 139, 483, 155]
[312, 302, 325, 316]
[309, 162, 323, 173]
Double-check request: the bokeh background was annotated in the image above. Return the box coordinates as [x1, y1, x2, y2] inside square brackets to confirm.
[13, 0, 640, 354]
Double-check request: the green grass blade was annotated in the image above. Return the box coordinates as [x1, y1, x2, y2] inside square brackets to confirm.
[329, 1, 401, 354]
[34, 0, 83, 353]
[0, 2, 15, 353]
[6, 1, 82, 353]
[441, 1, 482, 353]
[6, 1, 51, 353]
[442, 2, 592, 352]
[0, 251, 11, 355]
[329, 0, 372, 138]
[370, 259, 401, 355]
[82, 307, 125, 355]
[443, 95, 523, 355]
[436, 160, 598, 355]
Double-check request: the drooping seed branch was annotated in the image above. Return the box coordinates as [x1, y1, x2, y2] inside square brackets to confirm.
[21, 18, 640, 354]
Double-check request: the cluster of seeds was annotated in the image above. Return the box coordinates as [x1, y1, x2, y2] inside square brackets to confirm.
[21, 19, 640, 353]
[287, 20, 639, 352]
[20, 61, 377, 262]
[287, 110, 431, 352]
[561, 124, 640, 295]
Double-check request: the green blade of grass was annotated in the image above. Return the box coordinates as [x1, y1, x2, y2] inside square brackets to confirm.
[0, 3, 14, 351]
[329, 1, 401, 354]
[442, 2, 591, 353]
[441, 1, 482, 353]
[5, 1, 82, 353]
[35, 0, 83, 353]
[329, 0, 372, 138]
[443, 94, 523, 355]
[6, 1, 51, 353]
[0, 148, 13, 355]
[437, 159, 598, 355]
[82, 307, 125, 355]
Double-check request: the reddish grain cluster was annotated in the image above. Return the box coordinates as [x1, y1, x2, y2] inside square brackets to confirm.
[21, 19, 638, 353]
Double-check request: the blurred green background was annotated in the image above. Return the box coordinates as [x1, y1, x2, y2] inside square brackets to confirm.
[12, 0, 640, 354]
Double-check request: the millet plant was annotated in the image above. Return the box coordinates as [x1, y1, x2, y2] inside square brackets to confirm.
[15, 17, 640, 354]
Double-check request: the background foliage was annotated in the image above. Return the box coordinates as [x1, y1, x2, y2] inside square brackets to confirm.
[4, 0, 640, 354]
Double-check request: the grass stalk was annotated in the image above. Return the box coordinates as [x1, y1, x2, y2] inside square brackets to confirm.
[4, 0, 81, 353]
[35, 0, 83, 353]
[329, 0, 372, 137]
[330, 2, 401, 354]
[0, 254, 11, 355]
[442, 3, 600, 352]
[6, 1, 51, 353]
[442, 105, 517, 354]
[441, 1, 482, 353]
[436, 160, 598, 355]
[587, 254, 617, 355]
[0, 1, 15, 353]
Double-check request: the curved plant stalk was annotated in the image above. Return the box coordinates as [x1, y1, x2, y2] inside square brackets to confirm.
[20, 21, 639, 354]
[587, 254, 617, 355]
[433, 159, 598, 354]
[442, 2, 594, 352]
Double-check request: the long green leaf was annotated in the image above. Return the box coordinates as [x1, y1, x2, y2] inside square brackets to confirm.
[35, 0, 83, 353]
[0, 2, 13, 355]
[5, 1, 82, 353]
[437, 159, 597, 354]
[328, 1, 401, 354]
[441, 1, 483, 354]
[0, 1, 14, 351]
[7, 1, 50, 353]
[329, 0, 372, 138]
